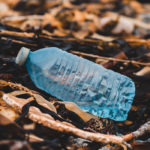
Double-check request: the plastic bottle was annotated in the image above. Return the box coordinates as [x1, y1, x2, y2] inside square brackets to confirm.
[16, 47, 135, 121]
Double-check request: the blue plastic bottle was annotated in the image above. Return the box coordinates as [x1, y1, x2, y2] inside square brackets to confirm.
[16, 47, 135, 121]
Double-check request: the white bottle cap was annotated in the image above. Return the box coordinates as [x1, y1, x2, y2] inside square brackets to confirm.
[15, 47, 30, 66]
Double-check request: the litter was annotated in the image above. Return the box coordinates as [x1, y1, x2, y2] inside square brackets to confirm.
[16, 47, 135, 121]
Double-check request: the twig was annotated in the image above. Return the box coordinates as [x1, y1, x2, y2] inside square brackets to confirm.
[0, 30, 34, 38]
[133, 121, 150, 138]
[0, 80, 95, 121]
[123, 121, 150, 141]
[2, 15, 44, 22]
[0, 81, 125, 145]
[2, 93, 125, 145]
[1, 30, 150, 49]
[1, 37, 37, 47]
[1, 80, 150, 147]
[71, 51, 150, 66]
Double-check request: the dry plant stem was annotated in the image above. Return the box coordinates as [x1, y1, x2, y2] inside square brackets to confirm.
[1, 81, 149, 148]
[2, 80, 95, 121]
[1, 37, 36, 47]
[103, 51, 127, 68]
[1, 80, 96, 122]
[126, 39, 150, 47]
[123, 133, 134, 141]
[0, 30, 34, 38]
[1, 29, 150, 66]
[0, 80, 57, 113]
[133, 121, 150, 138]
[0, 30, 110, 49]
[1, 15, 44, 22]
[27, 134, 44, 142]
[123, 121, 150, 141]
[1, 30, 150, 48]
[71, 51, 150, 66]
[2, 93, 124, 145]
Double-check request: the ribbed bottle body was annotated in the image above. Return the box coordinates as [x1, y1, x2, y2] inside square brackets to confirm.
[25, 47, 135, 121]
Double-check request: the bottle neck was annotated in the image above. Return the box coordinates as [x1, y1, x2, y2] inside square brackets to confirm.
[15, 47, 31, 66]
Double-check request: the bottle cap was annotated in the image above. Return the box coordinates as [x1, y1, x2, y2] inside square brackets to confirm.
[15, 47, 30, 66]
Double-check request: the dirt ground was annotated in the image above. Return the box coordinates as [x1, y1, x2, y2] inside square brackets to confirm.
[0, 0, 150, 149]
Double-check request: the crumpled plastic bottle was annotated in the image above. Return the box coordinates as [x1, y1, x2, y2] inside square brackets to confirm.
[16, 47, 135, 121]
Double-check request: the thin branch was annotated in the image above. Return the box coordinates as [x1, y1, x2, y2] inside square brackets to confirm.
[2, 93, 124, 145]
[123, 121, 150, 141]
[71, 51, 150, 66]
[1, 80, 149, 148]
[133, 121, 150, 138]
[2, 15, 44, 22]
[1, 30, 150, 49]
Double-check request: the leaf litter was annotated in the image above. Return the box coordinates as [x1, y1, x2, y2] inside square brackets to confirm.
[0, 0, 150, 149]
